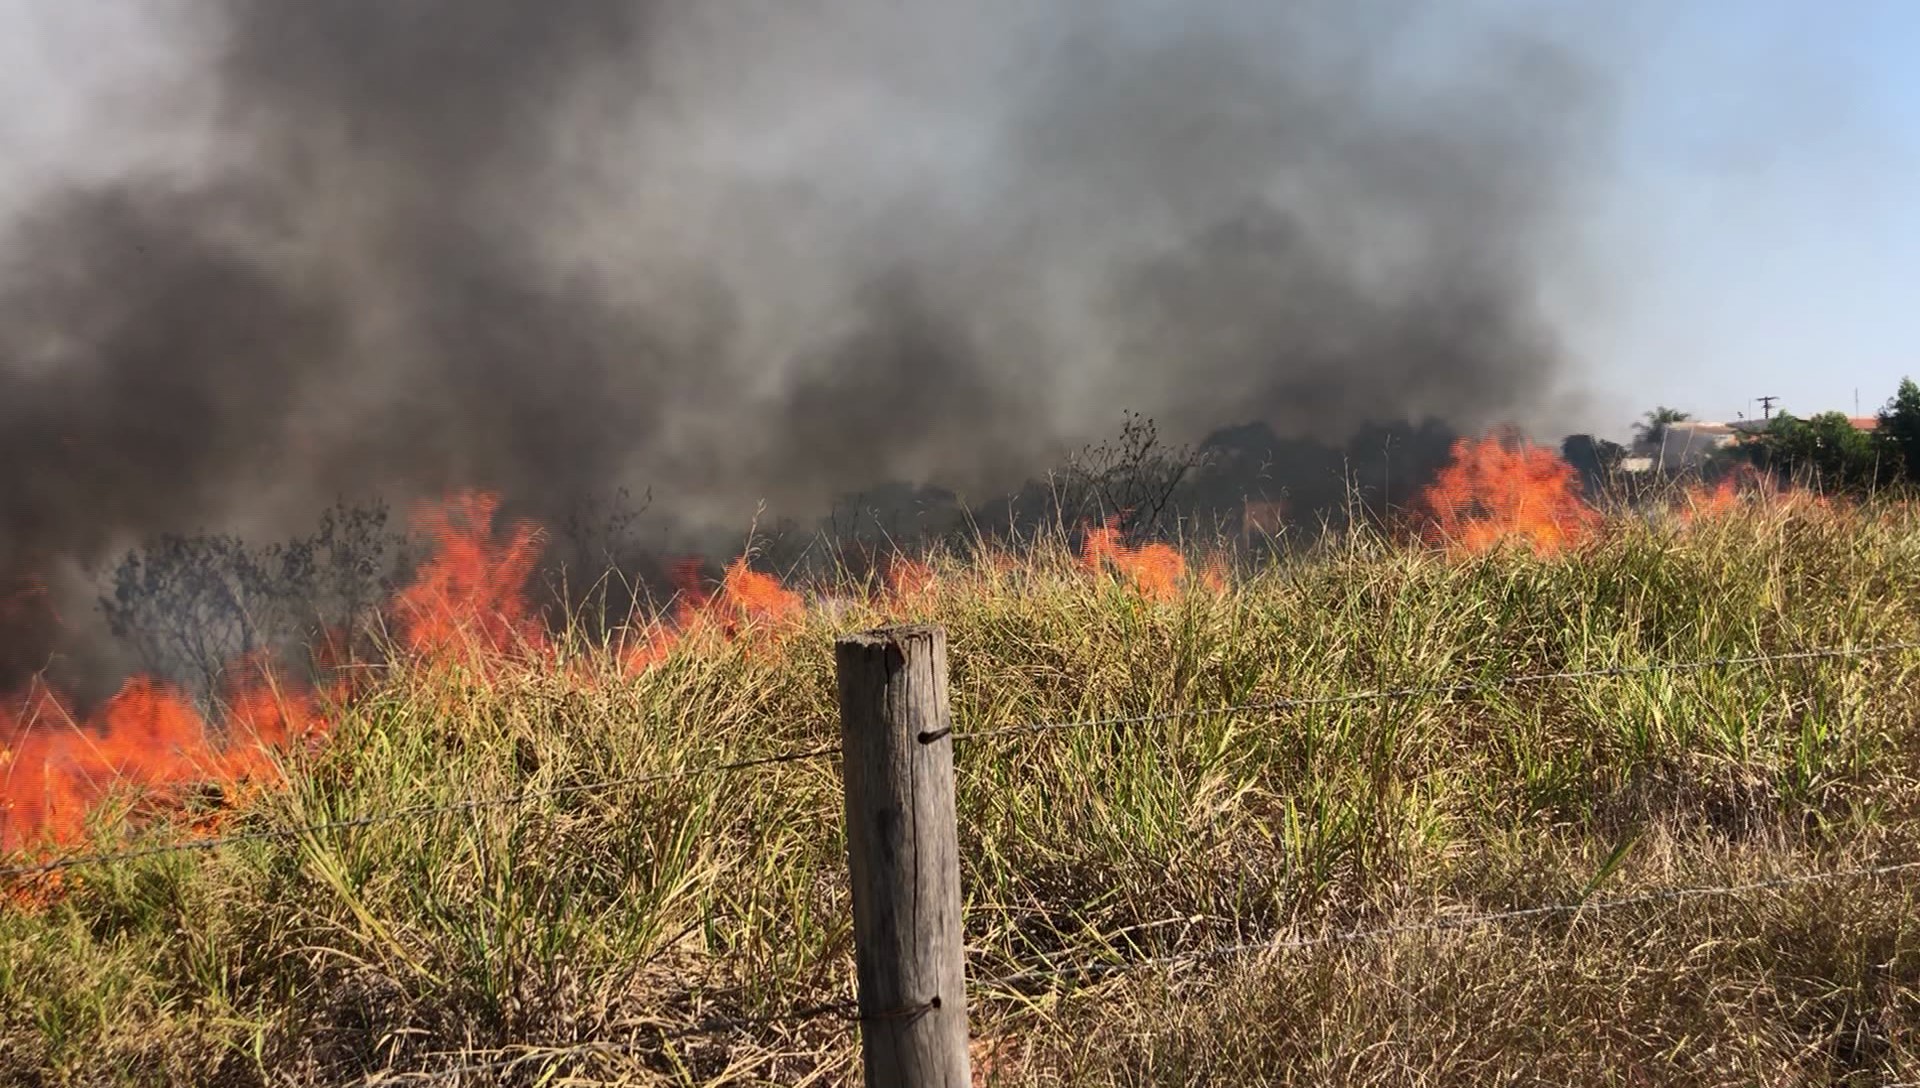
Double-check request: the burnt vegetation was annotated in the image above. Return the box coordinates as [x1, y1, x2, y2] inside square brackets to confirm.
[84, 411, 1452, 703]
[100, 502, 402, 703]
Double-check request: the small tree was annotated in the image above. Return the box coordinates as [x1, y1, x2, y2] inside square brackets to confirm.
[1740, 411, 1886, 493]
[1878, 377, 1920, 484]
[102, 501, 402, 703]
[1061, 411, 1210, 537]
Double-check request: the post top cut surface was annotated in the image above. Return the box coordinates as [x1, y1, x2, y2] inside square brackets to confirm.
[836, 623, 943, 649]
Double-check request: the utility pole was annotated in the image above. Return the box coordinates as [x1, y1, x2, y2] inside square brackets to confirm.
[1757, 395, 1780, 422]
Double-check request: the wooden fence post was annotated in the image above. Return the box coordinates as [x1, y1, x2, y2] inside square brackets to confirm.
[835, 624, 972, 1088]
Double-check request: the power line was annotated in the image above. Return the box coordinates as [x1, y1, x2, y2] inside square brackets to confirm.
[0, 743, 842, 880]
[973, 857, 1920, 992]
[940, 640, 1920, 744]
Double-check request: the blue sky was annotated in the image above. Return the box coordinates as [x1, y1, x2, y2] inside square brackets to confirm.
[1567, 1, 1920, 434]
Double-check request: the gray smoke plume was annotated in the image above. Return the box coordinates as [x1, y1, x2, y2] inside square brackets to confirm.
[0, 0, 1612, 686]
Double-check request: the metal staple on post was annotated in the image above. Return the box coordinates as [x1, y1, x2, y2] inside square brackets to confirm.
[835, 624, 973, 1088]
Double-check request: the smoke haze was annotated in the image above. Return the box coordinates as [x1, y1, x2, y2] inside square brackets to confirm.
[0, 0, 1613, 683]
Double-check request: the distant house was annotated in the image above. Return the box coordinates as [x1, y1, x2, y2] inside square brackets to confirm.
[1644, 421, 1739, 473]
[1623, 413, 1880, 475]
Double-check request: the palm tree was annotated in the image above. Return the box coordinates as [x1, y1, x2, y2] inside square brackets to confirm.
[1632, 406, 1691, 448]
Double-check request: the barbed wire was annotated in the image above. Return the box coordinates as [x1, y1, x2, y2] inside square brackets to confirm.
[12, 636, 1920, 1082]
[13, 639, 1918, 879]
[363, 856, 1920, 1082]
[0, 742, 842, 880]
[939, 639, 1920, 743]
[361, 998, 936, 1085]
[973, 856, 1920, 991]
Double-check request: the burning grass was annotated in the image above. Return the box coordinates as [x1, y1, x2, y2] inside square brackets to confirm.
[1422, 427, 1602, 555]
[8, 465, 1920, 1085]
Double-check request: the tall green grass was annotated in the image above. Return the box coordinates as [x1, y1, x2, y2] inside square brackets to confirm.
[7, 496, 1920, 1085]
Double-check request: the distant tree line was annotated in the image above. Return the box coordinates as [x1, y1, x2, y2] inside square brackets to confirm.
[103, 386, 1920, 704]
[1728, 377, 1920, 492]
[1567, 380, 1920, 497]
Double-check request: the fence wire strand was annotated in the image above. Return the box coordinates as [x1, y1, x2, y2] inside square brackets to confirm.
[362, 857, 1920, 1083]
[0, 743, 842, 880]
[10, 639, 1918, 880]
[946, 639, 1920, 743]
[364, 998, 937, 1085]
[975, 856, 1920, 992]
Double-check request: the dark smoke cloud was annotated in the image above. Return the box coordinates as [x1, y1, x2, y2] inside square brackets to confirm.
[0, 0, 1613, 686]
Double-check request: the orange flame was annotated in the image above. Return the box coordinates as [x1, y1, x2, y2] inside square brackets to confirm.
[720, 559, 804, 626]
[1, 487, 1229, 876]
[623, 557, 805, 671]
[1681, 469, 1847, 525]
[1081, 519, 1187, 601]
[393, 491, 547, 665]
[1194, 551, 1232, 594]
[0, 489, 546, 867]
[1680, 477, 1743, 522]
[1672, 464, 1846, 525]
[1420, 430, 1599, 556]
[883, 557, 937, 605]
[1, 671, 328, 857]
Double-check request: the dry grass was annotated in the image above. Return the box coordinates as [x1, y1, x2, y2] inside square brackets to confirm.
[7, 495, 1920, 1086]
